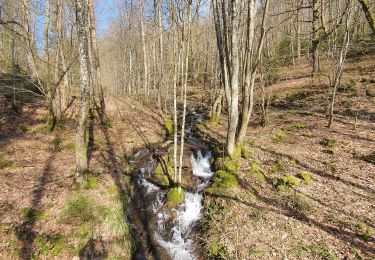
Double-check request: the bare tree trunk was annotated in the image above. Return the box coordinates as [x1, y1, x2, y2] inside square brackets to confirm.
[139, 0, 149, 101]
[88, 0, 108, 122]
[178, 1, 192, 193]
[75, 0, 91, 185]
[328, 4, 352, 128]
[311, 0, 320, 74]
[236, 0, 269, 146]
[157, 0, 163, 108]
[22, 0, 38, 81]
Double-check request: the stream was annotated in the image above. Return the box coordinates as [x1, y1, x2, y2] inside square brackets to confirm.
[128, 109, 213, 260]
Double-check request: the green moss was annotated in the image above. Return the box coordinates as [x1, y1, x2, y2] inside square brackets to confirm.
[248, 162, 265, 181]
[213, 170, 238, 188]
[298, 171, 311, 184]
[272, 131, 286, 143]
[164, 116, 173, 136]
[321, 138, 336, 148]
[65, 142, 75, 150]
[61, 195, 97, 225]
[356, 222, 373, 241]
[154, 164, 163, 175]
[0, 153, 13, 169]
[19, 124, 31, 133]
[223, 158, 240, 173]
[273, 175, 300, 190]
[269, 160, 284, 173]
[241, 146, 252, 159]
[286, 123, 306, 132]
[167, 188, 184, 207]
[84, 173, 98, 190]
[281, 175, 300, 187]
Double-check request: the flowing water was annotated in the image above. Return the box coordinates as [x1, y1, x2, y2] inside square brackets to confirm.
[128, 110, 213, 260]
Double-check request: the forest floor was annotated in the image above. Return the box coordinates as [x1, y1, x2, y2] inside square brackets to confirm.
[0, 75, 165, 259]
[197, 54, 375, 259]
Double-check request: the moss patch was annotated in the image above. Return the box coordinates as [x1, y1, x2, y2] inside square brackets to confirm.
[273, 174, 300, 190]
[321, 138, 336, 148]
[84, 173, 98, 190]
[213, 170, 238, 189]
[297, 171, 311, 184]
[164, 116, 173, 136]
[167, 188, 184, 207]
[223, 158, 240, 173]
[247, 161, 265, 181]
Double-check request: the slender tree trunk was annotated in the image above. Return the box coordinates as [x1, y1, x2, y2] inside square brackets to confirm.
[328, 5, 352, 128]
[22, 0, 38, 81]
[88, 0, 108, 122]
[236, 0, 269, 146]
[177, 1, 192, 193]
[139, 0, 149, 101]
[75, 0, 91, 185]
[311, 0, 320, 73]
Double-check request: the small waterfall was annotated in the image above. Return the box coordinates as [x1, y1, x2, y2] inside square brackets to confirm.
[137, 150, 213, 260]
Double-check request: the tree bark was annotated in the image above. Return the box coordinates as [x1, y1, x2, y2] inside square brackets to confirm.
[75, 0, 91, 185]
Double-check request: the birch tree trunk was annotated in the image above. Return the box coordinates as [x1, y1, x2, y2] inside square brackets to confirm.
[139, 0, 149, 101]
[178, 1, 192, 193]
[75, 0, 91, 185]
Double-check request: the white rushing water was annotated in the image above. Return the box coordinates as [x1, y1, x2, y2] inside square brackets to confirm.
[139, 150, 213, 260]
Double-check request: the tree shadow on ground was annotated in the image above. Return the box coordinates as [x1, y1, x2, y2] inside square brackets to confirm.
[79, 236, 108, 260]
[206, 179, 375, 256]
[14, 133, 61, 259]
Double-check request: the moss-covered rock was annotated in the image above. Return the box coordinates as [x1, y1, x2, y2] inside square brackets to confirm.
[281, 175, 300, 187]
[167, 188, 184, 207]
[213, 170, 238, 188]
[298, 171, 311, 184]
[273, 174, 300, 190]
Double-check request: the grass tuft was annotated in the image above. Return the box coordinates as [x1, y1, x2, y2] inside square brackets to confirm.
[61, 195, 97, 225]
[272, 131, 286, 143]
